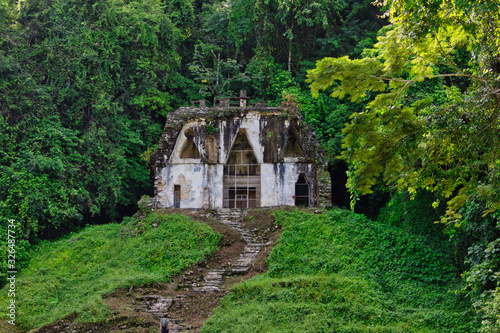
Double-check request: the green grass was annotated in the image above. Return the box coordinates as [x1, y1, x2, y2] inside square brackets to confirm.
[0, 213, 220, 330]
[202, 208, 478, 333]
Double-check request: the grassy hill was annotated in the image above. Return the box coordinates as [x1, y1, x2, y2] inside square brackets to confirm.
[0, 208, 479, 332]
[0, 213, 220, 331]
[202, 209, 478, 332]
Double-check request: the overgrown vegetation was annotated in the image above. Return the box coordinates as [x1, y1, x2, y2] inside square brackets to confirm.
[203, 209, 477, 332]
[1, 0, 500, 329]
[306, 1, 500, 326]
[0, 213, 220, 330]
[0, 0, 383, 287]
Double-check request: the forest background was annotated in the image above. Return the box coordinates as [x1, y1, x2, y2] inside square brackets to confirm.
[1, 0, 500, 330]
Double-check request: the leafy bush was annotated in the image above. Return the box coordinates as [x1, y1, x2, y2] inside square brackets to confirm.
[377, 190, 447, 240]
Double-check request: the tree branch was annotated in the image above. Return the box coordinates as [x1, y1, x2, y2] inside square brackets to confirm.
[371, 73, 493, 82]
[434, 35, 463, 74]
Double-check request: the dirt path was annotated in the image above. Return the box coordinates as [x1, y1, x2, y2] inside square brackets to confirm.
[30, 208, 280, 333]
[131, 208, 270, 332]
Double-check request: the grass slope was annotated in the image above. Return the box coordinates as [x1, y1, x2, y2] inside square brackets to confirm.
[202, 208, 478, 332]
[0, 213, 220, 331]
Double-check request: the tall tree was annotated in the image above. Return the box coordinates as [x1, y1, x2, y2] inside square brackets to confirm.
[308, 0, 500, 219]
[307, 0, 500, 327]
[0, 0, 181, 243]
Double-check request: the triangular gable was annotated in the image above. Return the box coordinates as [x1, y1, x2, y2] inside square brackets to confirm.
[226, 130, 258, 165]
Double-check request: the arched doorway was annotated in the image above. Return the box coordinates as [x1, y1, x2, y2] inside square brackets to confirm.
[223, 130, 261, 208]
[295, 173, 309, 207]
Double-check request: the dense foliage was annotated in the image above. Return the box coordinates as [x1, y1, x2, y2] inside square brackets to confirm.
[4, 0, 499, 329]
[0, 0, 384, 286]
[0, 0, 183, 284]
[203, 209, 477, 332]
[0, 213, 220, 330]
[307, 0, 500, 329]
[308, 0, 500, 219]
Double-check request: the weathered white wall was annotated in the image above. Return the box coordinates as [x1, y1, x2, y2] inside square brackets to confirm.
[170, 121, 205, 165]
[260, 163, 314, 207]
[206, 164, 224, 208]
[157, 164, 224, 208]
[157, 162, 313, 208]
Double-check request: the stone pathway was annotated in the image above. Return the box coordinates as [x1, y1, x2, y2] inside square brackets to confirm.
[136, 208, 262, 332]
[217, 208, 263, 276]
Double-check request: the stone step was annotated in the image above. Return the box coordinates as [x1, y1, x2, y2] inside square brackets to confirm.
[208, 269, 226, 274]
[239, 254, 257, 259]
[243, 245, 261, 250]
[243, 245, 259, 249]
[169, 322, 183, 333]
[231, 266, 250, 274]
[204, 280, 223, 286]
[137, 295, 161, 301]
[205, 274, 224, 279]
[247, 242, 263, 246]
[193, 286, 221, 292]
[239, 258, 258, 263]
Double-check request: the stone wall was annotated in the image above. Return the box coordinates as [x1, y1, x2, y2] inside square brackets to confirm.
[151, 99, 331, 209]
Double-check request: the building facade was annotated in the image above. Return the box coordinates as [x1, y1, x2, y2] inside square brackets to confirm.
[151, 96, 331, 209]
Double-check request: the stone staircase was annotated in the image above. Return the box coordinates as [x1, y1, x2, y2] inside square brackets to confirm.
[192, 268, 225, 292]
[191, 208, 263, 291]
[136, 208, 262, 332]
[216, 208, 262, 275]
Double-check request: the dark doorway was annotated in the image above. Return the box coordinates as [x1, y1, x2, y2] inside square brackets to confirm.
[295, 174, 309, 207]
[174, 185, 181, 208]
[330, 161, 349, 209]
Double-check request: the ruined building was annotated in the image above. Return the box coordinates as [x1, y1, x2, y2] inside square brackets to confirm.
[151, 93, 331, 209]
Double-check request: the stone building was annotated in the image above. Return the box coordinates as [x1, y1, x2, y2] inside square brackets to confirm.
[151, 93, 331, 209]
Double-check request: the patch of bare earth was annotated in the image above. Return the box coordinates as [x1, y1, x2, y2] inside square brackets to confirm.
[29, 208, 280, 333]
[0, 320, 24, 333]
